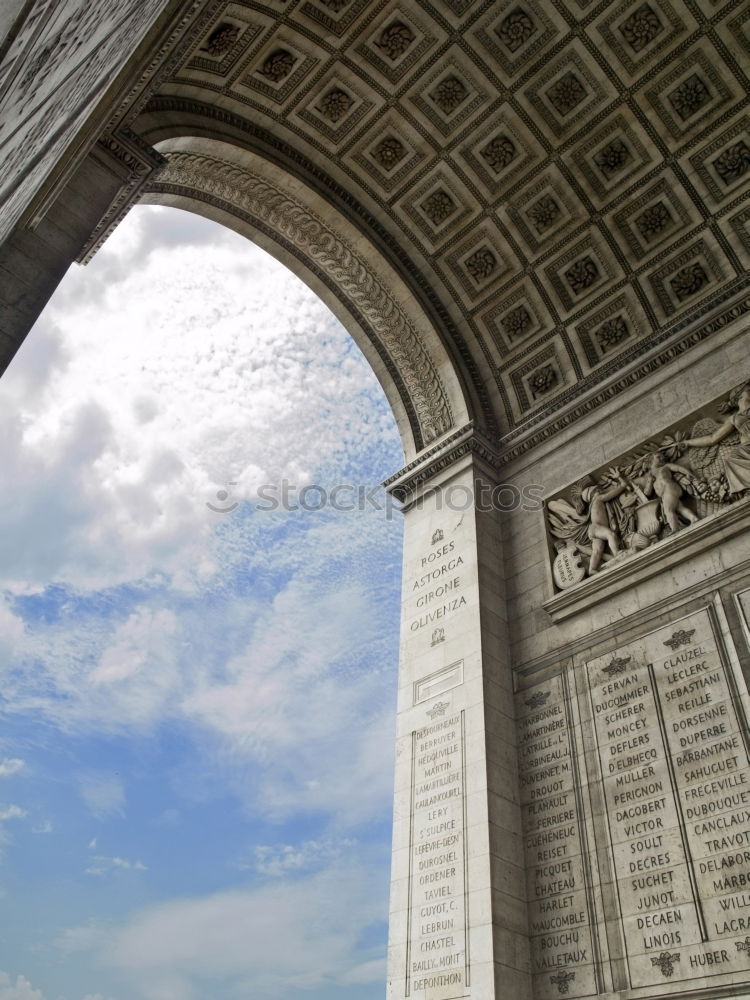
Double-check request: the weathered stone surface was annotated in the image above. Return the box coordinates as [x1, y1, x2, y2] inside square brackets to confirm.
[1, 5, 750, 999]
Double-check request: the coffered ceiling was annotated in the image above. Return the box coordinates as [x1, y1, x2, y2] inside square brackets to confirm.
[112, 0, 750, 445]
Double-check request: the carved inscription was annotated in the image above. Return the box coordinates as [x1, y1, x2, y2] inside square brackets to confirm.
[406, 712, 469, 996]
[408, 539, 467, 636]
[588, 649, 701, 987]
[518, 676, 598, 999]
[655, 614, 750, 969]
[587, 608, 750, 988]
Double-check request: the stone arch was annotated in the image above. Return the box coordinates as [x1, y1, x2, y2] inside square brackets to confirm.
[137, 135, 472, 460]
[4, 6, 750, 999]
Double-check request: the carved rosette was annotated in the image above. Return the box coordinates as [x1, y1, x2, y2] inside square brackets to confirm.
[147, 151, 453, 446]
[480, 134, 517, 172]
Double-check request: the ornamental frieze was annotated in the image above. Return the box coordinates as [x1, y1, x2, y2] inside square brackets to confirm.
[546, 378, 750, 591]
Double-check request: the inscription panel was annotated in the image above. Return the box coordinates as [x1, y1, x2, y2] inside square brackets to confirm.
[405, 712, 469, 997]
[414, 661, 464, 704]
[585, 607, 750, 990]
[407, 537, 467, 642]
[517, 675, 599, 1000]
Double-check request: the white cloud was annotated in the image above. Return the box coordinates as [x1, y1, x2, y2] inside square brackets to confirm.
[0, 759, 24, 779]
[175, 571, 397, 824]
[0, 207, 402, 833]
[62, 860, 387, 1000]
[0, 973, 42, 1000]
[0, 511, 399, 820]
[0, 205, 399, 596]
[92, 607, 175, 686]
[0, 205, 402, 998]
[0, 569, 398, 824]
[340, 958, 388, 986]
[0, 971, 115, 1000]
[0, 805, 26, 822]
[0, 600, 24, 659]
[78, 775, 125, 820]
[81, 607, 183, 728]
[85, 855, 147, 877]
[56, 922, 106, 955]
[251, 838, 354, 877]
[0, 804, 28, 862]
[32, 820, 52, 834]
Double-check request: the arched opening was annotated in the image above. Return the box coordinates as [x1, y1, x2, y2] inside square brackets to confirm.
[3, 3, 750, 998]
[135, 135, 472, 459]
[0, 202, 410, 1000]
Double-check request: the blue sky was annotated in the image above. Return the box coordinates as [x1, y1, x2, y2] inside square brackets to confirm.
[0, 206, 404, 1000]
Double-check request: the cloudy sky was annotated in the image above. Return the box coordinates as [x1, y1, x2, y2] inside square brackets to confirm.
[0, 205, 404, 1000]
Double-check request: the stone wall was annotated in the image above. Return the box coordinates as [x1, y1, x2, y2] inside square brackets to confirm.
[502, 317, 750, 999]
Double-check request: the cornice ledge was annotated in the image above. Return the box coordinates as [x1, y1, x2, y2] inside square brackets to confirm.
[514, 558, 750, 685]
[384, 422, 501, 503]
[112, 0, 229, 132]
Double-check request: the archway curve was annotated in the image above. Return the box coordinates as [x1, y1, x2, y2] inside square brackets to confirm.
[139, 135, 473, 461]
[132, 98, 500, 443]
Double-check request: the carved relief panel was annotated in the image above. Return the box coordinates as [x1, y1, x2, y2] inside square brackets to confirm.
[545, 379, 750, 593]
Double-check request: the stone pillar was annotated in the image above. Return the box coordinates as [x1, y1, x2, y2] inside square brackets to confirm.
[385, 425, 531, 1000]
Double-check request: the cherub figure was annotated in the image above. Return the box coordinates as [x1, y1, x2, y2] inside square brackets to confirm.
[581, 469, 630, 574]
[647, 453, 698, 534]
[547, 470, 628, 577]
[683, 381, 750, 495]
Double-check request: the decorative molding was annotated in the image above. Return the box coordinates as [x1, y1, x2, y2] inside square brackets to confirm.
[111, 0, 229, 131]
[146, 150, 454, 448]
[425, 699, 449, 717]
[602, 656, 631, 676]
[9, 0, 750, 457]
[384, 422, 473, 481]
[663, 628, 695, 649]
[524, 690, 550, 708]
[517, 555, 750, 679]
[78, 128, 166, 264]
[383, 422, 502, 504]
[550, 970, 576, 995]
[651, 951, 680, 978]
[0, 0, 185, 244]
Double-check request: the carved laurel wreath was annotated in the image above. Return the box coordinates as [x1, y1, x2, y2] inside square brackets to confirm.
[148, 150, 454, 445]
